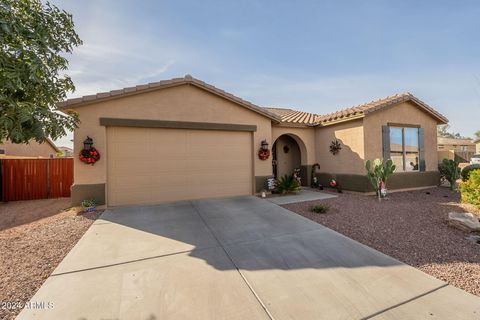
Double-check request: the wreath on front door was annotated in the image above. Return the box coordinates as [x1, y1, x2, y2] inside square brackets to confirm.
[258, 148, 271, 160]
[79, 147, 101, 165]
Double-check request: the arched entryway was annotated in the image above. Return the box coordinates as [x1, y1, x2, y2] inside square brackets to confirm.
[272, 134, 303, 184]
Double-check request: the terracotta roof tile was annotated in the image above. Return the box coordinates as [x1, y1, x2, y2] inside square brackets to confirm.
[264, 107, 318, 125]
[57, 75, 281, 122]
[58, 75, 448, 126]
[315, 92, 448, 125]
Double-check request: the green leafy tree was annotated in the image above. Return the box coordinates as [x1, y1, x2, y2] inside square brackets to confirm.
[0, 0, 82, 144]
[475, 130, 480, 139]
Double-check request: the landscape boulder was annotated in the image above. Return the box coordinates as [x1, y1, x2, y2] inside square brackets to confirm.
[448, 212, 480, 232]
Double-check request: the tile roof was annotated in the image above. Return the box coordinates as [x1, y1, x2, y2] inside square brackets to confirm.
[315, 92, 448, 125]
[264, 107, 318, 125]
[57, 75, 448, 126]
[57, 75, 281, 122]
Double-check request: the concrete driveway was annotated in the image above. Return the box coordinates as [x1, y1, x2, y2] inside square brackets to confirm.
[18, 196, 480, 320]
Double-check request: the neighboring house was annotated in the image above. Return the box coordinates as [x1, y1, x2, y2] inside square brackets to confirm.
[58, 146, 74, 157]
[437, 137, 476, 162]
[437, 137, 475, 152]
[0, 138, 59, 158]
[475, 139, 480, 154]
[58, 75, 448, 206]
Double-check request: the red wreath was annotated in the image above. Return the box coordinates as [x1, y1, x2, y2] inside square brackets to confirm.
[79, 147, 100, 165]
[258, 148, 270, 160]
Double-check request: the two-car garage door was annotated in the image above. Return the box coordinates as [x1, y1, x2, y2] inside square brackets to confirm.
[107, 127, 253, 206]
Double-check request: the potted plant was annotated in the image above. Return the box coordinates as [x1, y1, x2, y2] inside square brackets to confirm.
[81, 199, 97, 213]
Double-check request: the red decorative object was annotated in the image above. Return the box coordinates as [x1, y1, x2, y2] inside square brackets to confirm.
[329, 179, 337, 188]
[79, 147, 100, 165]
[258, 148, 270, 160]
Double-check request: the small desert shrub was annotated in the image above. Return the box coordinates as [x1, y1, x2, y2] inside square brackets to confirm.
[311, 204, 329, 214]
[461, 164, 480, 181]
[275, 174, 301, 194]
[81, 199, 96, 208]
[460, 170, 480, 209]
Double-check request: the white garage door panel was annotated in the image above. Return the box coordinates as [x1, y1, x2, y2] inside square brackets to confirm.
[107, 127, 253, 206]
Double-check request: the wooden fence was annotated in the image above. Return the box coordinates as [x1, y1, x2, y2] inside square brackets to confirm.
[0, 158, 73, 202]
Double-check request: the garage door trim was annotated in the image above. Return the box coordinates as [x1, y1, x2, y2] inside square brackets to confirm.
[100, 118, 257, 132]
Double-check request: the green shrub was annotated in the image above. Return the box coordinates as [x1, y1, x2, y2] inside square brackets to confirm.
[461, 164, 480, 181]
[275, 174, 301, 194]
[311, 204, 329, 214]
[439, 159, 461, 190]
[460, 170, 480, 209]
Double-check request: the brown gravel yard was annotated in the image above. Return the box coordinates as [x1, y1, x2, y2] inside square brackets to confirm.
[0, 198, 101, 320]
[283, 187, 480, 297]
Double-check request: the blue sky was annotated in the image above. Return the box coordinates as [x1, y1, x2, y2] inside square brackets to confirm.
[51, 0, 480, 147]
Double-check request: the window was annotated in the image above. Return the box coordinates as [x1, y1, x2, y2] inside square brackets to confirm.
[389, 126, 419, 171]
[460, 145, 468, 151]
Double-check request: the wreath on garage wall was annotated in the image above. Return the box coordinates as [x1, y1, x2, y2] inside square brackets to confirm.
[79, 147, 100, 165]
[258, 148, 271, 160]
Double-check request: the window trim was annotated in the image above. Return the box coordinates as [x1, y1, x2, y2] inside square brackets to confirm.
[389, 126, 420, 172]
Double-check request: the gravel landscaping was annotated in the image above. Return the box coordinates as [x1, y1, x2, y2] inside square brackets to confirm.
[0, 198, 101, 320]
[283, 187, 480, 297]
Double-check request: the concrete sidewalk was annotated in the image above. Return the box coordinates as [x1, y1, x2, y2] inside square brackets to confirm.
[266, 188, 337, 205]
[17, 196, 480, 319]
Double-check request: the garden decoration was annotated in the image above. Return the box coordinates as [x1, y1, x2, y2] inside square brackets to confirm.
[311, 163, 321, 188]
[329, 179, 337, 188]
[365, 159, 396, 201]
[329, 178, 342, 193]
[81, 199, 97, 213]
[266, 177, 276, 190]
[293, 168, 302, 185]
[258, 139, 270, 160]
[329, 139, 342, 155]
[79, 136, 100, 165]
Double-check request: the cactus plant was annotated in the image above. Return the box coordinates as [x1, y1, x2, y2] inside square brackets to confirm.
[365, 159, 396, 200]
[439, 158, 461, 190]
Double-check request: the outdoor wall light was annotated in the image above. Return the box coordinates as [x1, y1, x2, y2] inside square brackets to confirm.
[261, 140, 269, 150]
[83, 136, 94, 150]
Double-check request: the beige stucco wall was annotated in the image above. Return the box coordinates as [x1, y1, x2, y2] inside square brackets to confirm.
[314, 119, 365, 174]
[477, 142, 480, 154]
[363, 101, 439, 171]
[0, 140, 57, 158]
[71, 84, 273, 185]
[272, 126, 316, 165]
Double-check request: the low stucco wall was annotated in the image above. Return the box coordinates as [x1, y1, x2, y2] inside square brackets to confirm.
[315, 171, 440, 192]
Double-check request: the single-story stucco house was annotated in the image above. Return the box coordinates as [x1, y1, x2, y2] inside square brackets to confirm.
[58, 75, 448, 207]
